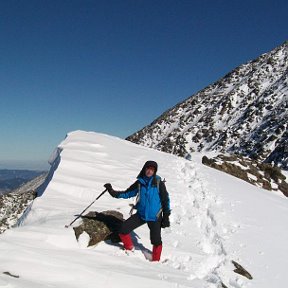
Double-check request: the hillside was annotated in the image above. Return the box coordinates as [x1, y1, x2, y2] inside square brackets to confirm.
[0, 131, 287, 288]
[127, 41, 288, 169]
[0, 169, 46, 195]
[0, 173, 47, 234]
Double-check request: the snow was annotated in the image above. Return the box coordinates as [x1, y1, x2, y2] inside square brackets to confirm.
[0, 130, 288, 288]
[247, 173, 258, 181]
[230, 161, 249, 171]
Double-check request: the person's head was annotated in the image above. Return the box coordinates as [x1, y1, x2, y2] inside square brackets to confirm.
[140, 160, 158, 178]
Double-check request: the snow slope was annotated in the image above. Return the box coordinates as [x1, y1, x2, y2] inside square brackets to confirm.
[0, 131, 287, 288]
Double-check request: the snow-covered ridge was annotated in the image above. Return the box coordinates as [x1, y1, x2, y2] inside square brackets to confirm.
[0, 130, 287, 288]
[127, 41, 288, 169]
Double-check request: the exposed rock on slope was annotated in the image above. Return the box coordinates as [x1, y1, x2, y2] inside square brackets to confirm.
[127, 41, 288, 169]
[0, 173, 47, 233]
[73, 210, 123, 247]
[202, 154, 288, 197]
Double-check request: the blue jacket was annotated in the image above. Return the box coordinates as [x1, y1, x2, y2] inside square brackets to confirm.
[117, 175, 170, 222]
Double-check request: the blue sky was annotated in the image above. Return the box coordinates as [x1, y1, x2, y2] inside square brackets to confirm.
[0, 0, 287, 169]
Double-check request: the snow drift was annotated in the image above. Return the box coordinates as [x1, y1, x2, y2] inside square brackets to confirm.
[0, 131, 287, 288]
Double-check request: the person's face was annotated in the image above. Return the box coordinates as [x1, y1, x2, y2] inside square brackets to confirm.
[145, 166, 155, 177]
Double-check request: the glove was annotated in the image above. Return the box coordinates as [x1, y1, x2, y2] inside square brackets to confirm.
[104, 183, 118, 198]
[104, 183, 112, 191]
[161, 211, 170, 228]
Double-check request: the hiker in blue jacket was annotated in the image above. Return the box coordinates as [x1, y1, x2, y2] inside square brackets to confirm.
[104, 160, 171, 261]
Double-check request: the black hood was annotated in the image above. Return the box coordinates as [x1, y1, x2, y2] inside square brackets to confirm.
[137, 160, 158, 179]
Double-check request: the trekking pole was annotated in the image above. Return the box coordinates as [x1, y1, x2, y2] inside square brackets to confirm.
[64, 188, 107, 228]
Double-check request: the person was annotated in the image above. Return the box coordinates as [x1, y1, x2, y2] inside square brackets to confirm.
[104, 160, 171, 262]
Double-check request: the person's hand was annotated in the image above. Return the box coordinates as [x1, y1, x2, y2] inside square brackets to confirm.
[104, 183, 118, 198]
[161, 212, 170, 228]
[104, 183, 112, 191]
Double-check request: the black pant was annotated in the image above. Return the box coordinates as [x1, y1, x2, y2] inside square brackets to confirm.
[119, 213, 162, 246]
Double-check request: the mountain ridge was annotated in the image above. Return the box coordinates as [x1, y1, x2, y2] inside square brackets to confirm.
[127, 41, 288, 169]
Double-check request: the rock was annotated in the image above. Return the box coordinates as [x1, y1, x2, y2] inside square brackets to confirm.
[202, 155, 214, 166]
[232, 260, 253, 280]
[278, 181, 288, 197]
[202, 154, 288, 197]
[3, 272, 20, 278]
[73, 210, 124, 247]
[0, 190, 37, 234]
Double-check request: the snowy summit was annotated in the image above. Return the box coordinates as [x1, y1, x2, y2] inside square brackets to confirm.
[0, 130, 287, 288]
[127, 41, 288, 169]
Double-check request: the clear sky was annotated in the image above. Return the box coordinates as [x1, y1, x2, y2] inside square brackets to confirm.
[0, 0, 287, 170]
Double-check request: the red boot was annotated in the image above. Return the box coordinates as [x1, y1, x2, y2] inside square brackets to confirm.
[119, 233, 134, 250]
[152, 244, 162, 261]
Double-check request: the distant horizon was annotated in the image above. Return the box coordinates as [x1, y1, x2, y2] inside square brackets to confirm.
[0, 160, 49, 171]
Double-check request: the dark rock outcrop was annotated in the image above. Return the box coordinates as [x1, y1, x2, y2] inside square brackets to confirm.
[202, 154, 288, 197]
[232, 260, 253, 280]
[2, 272, 20, 278]
[73, 210, 124, 247]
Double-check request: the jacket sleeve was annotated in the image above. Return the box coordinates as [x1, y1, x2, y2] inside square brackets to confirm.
[116, 181, 139, 199]
[159, 180, 171, 214]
